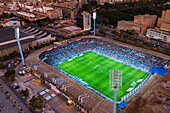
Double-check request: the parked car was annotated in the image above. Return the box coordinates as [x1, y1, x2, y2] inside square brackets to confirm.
[11, 83, 20, 89]
[11, 83, 18, 88]
[14, 85, 20, 89]
[14, 61, 20, 67]
[18, 70, 26, 75]
[8, 61, 15, 68]
[16, 87, 22, 92]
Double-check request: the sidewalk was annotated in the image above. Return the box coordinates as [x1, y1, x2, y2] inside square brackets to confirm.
[0, 70, 4, 76]
[0, 79, 31, 113]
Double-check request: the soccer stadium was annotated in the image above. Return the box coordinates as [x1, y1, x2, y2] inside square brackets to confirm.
[28, 36, 170, 113]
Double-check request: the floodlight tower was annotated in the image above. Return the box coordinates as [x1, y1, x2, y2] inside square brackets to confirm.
[15, 27, 25, 66]
[93, 11, 96, 36]
[109, 70, 122, 113]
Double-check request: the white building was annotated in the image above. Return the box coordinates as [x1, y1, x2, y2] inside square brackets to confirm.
[146, 28, 170, 42]
[43, 6, 53, 13]
[6, 21, 21, 27]
[17, 11, 36, 18]
[25, 5, 33, 9]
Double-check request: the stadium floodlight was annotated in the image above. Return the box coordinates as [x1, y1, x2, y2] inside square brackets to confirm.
[15, 27, 25, 66]
[93, 12, 96, 36]
[109, 70, 122, 113]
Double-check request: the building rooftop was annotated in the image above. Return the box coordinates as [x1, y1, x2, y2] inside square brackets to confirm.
[148, 28, 170, 36]
[63, 26, 81, 31]
[0, 27, 30, 43]
[119, 20, 147, 27]
[135, 14, 157, 18]
[4, 17, 19, 21]
[17, 11, 36, 18]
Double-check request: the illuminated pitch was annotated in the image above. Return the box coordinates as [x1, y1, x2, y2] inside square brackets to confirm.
[57, 51, 148, 101]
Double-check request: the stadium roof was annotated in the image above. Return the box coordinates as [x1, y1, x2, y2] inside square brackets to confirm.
[0, 27, 35, 50]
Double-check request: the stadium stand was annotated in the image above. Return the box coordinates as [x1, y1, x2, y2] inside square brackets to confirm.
[37, 38, 169, 112]
[40, 38, 167, 73]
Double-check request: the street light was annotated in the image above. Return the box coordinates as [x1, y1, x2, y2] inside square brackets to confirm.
[93, 12, 96, 36]
[109, 70, 122, 113]
[15, 27, 25, 66]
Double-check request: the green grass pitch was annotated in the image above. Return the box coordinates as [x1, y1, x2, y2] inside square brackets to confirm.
[57, 51, 148, 101]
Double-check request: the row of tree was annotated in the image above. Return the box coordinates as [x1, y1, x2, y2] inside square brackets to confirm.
[0, 51, 19, 62]
[34, 40, 55, 50]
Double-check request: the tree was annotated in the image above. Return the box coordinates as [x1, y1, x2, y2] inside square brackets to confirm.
[29, 96, 36, 110]
[21, 88, 29, 97]
[86, 31, 91, 35]
[112, 30, 117, 34]
[70, 34, 76, 38]
[0, 63, 5, 69]
[9, 51, 19, 59]
[10, 74, 15, 82]
[0, 51, 19, 62]
[5, 70, 15, 78]
[99, 29, 108, 36]
[29, 95, 44, 110]
[76, 33, 83, 37]
[0, 57, 4, 62]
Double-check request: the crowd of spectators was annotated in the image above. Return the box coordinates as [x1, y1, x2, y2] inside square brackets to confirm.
[39, 38, 167, 72]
